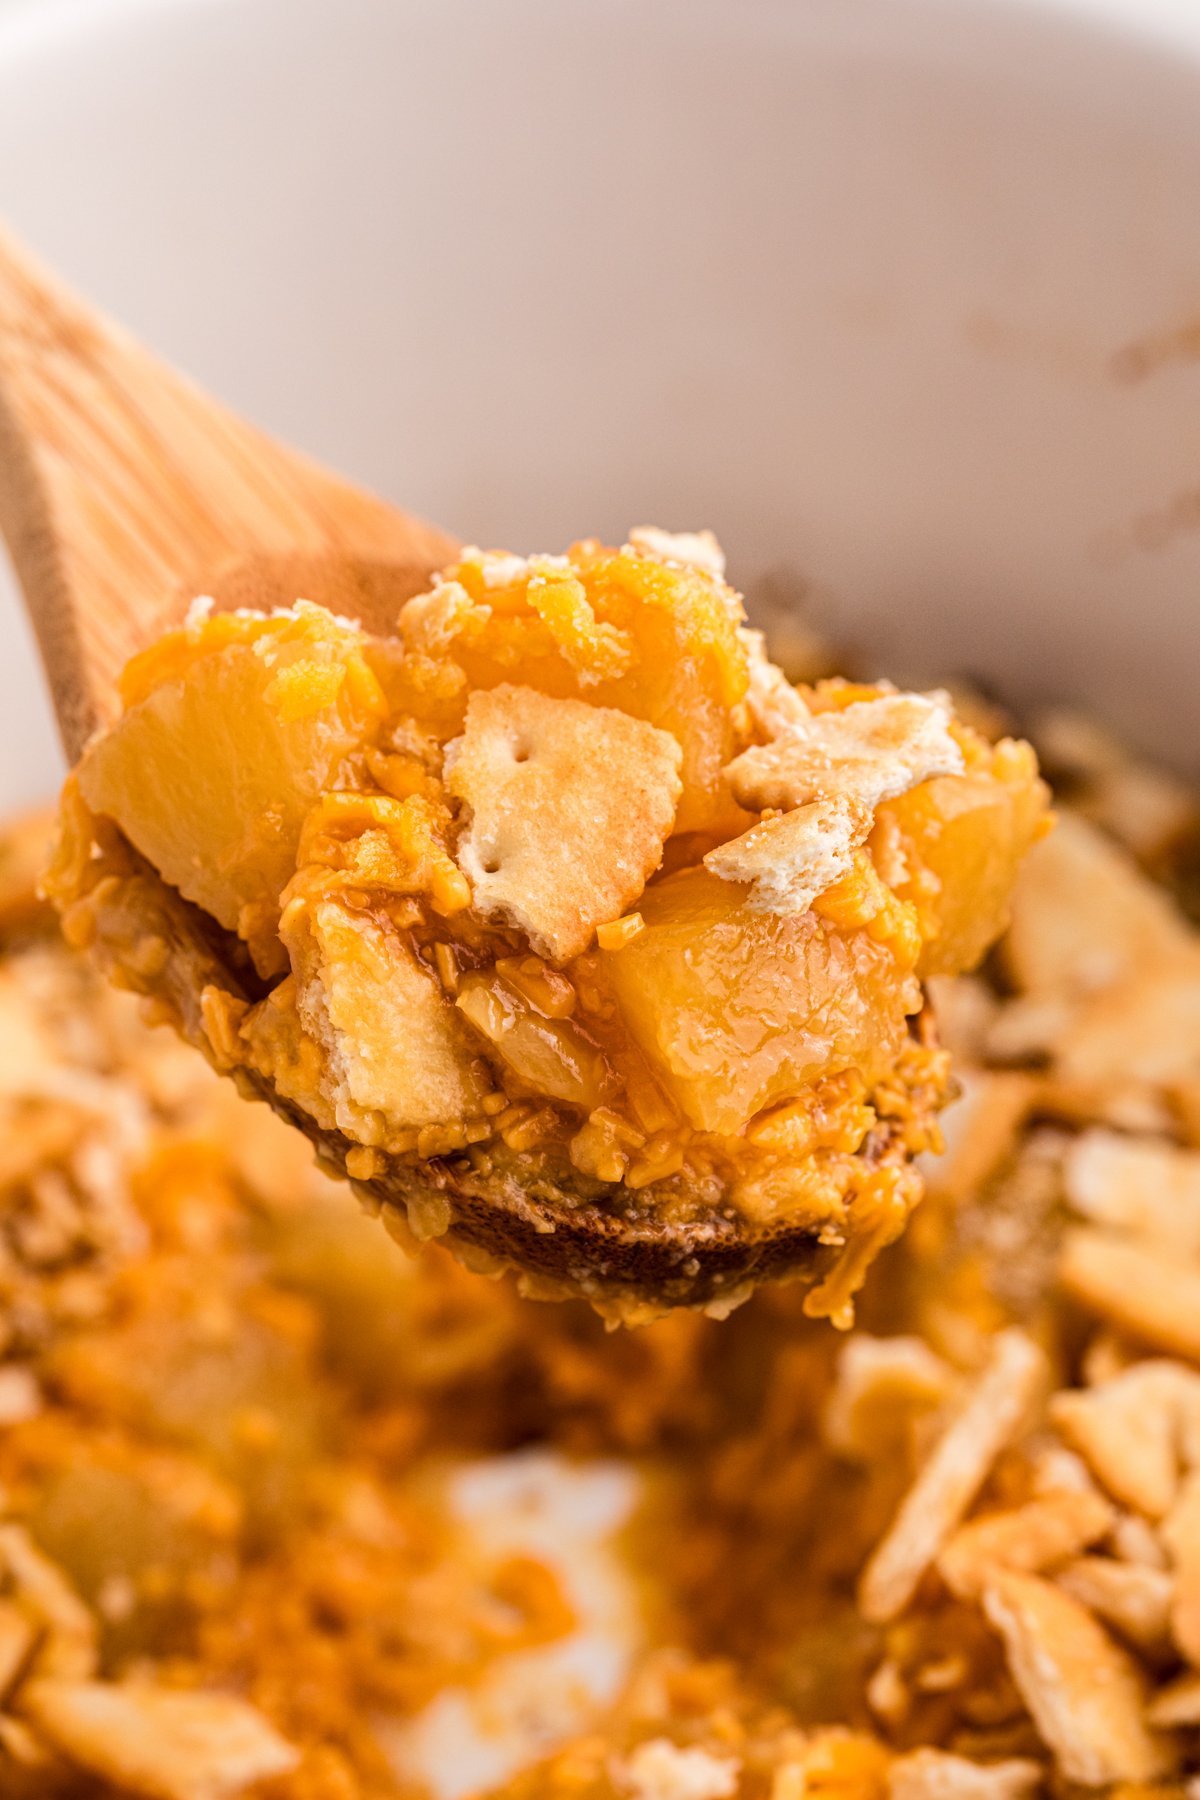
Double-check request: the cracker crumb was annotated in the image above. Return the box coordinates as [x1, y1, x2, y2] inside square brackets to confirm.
[0, 1600, 35, 1703]
[597, 914, 646, 951]
[0, 1366, 40, 1427]
[458, 547, 531, 589]
[887, 1748, 1042, 1800]
[0, 1524, 96, 1681]
[626, 526, 727, 580]
[739, 627, 813, 736]
[399, 577, 492, 656]
[981, 1568, 1177, 1786]
[620, 1736, 740, 1800]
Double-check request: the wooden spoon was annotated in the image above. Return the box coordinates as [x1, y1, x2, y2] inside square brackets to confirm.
[0, 226, 901, 1318]
[0, 227, 456, 761]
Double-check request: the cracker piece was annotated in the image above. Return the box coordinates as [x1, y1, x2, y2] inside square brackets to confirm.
[1111, 1510, 1171, 1570]
[455, 547, 530, 590]
[1032, 706, 1127, 784]
[1064, 1131, 1200, 1254]
[887, 1748, 1042, 1800]
[0, 1367, 40, 1427]
[1080, 1334, 1142, 1388]
[626, 526, 727, 580]
[726, 693, 964, 816]
[0, 1600, 34, 1701]
[929, 1073, 1037, 1207]
[398, 577, 491, 656]
[1178, 1375, 1200, 1472]
[620, 1736, 740, 1800]
[446, 685, 682, 962]
[1059, 1231, 1200, 1366]
[1002, 812, 1193, 999]
[983, 994, 1075, 1065]
[866, 1658, 911, 1728]
[1146, 1670, 1200, 1728]
[0, 1525, 95, 1680]
[0, 1713, 53, 1776]
[20, 1679, 299, 1800]
[1035, 1079, 1176, 1140]
[1049, 1364, 1192, 1519]
[739, 627, 812, 736]
[1055, 956, 1200, 1088]
[824, 1335, 958, 1461]
[1034, 708, 1198, 860]
[858, 1330, 1046, 1625]
[1028, 1442, 1104, 1499]
[925, 973, 997, 1064]
[288, 899, 489, 1133]
[704, 797, 866, 914]
[1087, 760, 1198, 864]
[1055, 1557, 1175, 1656]
[981, 1569, 1177, 1786]
[938, 1491, 1115, 1601]
[1162, 1468, 1200, 1664]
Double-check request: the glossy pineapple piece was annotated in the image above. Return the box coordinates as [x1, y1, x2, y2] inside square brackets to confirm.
[603, 867, 918, 1134]
[881, 736, 1050, 977]
[77, 605, 384, 973]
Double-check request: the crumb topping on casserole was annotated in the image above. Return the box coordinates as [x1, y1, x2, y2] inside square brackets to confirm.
[2, 687, 1200, 1796]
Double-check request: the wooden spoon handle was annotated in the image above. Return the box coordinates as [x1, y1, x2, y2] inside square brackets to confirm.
[0, 226, 456, 759]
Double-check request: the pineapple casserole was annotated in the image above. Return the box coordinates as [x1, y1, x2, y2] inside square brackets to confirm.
[45, 530, 1048, 1319]
[0, 693, 1199, 1800]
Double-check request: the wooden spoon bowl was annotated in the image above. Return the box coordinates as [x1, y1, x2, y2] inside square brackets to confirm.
[0, 226, 867, 1316]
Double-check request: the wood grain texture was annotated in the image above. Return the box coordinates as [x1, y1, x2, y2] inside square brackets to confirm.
[0, 225, 457, 759]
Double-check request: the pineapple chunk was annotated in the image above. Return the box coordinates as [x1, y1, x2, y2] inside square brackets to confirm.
[78, 607, 381, 973]
[285, 898, 489, 1138]
[882, 739, 1050, 977]
[603, 868, 918, 1134]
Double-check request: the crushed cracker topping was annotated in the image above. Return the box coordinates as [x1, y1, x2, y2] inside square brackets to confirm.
[5, 600, 1200, 1799]
[981, 1570, 1177, 1786]
[20, 1678, 300, 1800]
[859, 1330, 1046, 1625]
